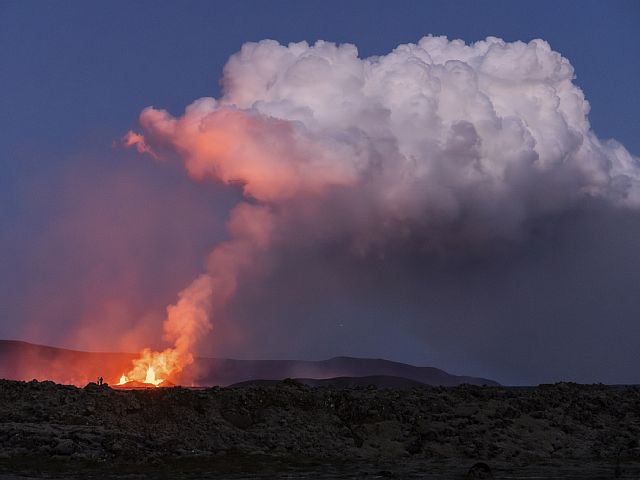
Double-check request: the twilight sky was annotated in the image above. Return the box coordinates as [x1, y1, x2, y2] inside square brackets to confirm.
[1, 1, 639, 385]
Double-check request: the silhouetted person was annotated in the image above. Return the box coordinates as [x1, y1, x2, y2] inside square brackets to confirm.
[97, 376, 103, 386]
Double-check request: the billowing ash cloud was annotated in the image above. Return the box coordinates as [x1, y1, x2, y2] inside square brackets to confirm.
[124, 36, 640, 384]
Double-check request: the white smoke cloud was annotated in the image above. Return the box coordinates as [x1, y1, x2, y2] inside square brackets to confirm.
[124, 36, 640, 381]
[134, 36, 639, 244]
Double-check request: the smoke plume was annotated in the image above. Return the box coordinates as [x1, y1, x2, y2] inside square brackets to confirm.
[124, 36, 640, 383]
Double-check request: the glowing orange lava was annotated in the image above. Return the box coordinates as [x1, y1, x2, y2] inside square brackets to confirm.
[116, 347, 188, 387]
[116, 366, 162, 387]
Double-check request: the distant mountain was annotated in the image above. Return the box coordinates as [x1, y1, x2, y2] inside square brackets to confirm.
[0, 340, 136, 386]
[198, 356, 498, 387]
[230, 375, 433, 389]
[0, 340, 498, 387]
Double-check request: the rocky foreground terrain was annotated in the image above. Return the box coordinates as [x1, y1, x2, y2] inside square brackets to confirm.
[1, 379, 639, 479]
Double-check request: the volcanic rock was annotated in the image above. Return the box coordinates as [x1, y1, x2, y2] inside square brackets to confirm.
[1, 379, 639, 477]
[53, 439, 75, 456]
[466, 462, 494, 479]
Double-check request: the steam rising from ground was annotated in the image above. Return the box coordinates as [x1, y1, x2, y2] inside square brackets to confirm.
[123, 36, 639, 384]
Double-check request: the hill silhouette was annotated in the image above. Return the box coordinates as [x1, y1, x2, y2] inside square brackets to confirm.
[0, 340, 498, 387]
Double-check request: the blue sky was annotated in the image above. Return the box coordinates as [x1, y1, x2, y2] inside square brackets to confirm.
[1, 1, 638, 154]
[1, 1, 639, 384]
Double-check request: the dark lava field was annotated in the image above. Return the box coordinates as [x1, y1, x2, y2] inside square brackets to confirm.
[0, 379, 639, 479]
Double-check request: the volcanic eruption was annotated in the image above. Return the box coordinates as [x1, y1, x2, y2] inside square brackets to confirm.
[119, 36, 640, 386]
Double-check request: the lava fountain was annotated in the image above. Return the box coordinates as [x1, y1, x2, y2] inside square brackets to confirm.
[115, 275, 214, 388]
[115, 348, 181, 387]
